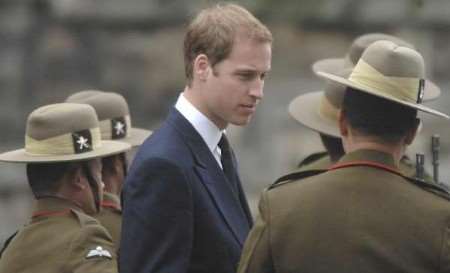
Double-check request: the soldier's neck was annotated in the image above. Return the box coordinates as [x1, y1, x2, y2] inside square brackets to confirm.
[344, 137, 405, 165]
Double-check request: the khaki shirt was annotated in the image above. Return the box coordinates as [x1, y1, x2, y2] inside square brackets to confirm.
[94, 192, 122, 250]
[0, 197, 117, 273]
[239, 149, 450, 273]
[297, 151, 434, 182]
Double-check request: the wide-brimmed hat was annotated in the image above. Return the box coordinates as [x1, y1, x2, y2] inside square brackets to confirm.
[289, 70, 349, 138]
[312, 33, 440, 101]
[0, 103, 131, 163]
[317, 40, 449, 119]
[66, 90, 152, 147]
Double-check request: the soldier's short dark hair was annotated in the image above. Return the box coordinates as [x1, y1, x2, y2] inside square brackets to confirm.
[342, 87, 418, 143]
[26, 162, 80, 197]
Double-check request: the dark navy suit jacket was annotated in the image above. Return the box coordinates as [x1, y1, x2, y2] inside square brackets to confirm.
[119, 108, 253, 273]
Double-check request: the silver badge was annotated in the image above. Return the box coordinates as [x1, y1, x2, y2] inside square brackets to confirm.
[86, 246, 112, 259]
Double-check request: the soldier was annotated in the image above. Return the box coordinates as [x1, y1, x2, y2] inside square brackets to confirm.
[290, 33, 439, 177]
[0, 103, 130, 272]
[238, 41, 450, 272]
[65, 90, 152, 249]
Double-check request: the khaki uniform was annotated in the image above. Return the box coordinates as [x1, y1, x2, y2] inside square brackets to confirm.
[0, 197, 117, 273]
[239, 149, 450, 273]
[95, 192, 122, 250]
[297, 151, 434, 182]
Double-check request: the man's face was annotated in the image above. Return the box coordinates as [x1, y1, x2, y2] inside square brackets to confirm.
[201, 35, 272, 129]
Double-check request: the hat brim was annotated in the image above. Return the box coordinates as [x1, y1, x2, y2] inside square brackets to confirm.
[289, 91, 340, 138]
[313, 58, 440, 102]
[317, 71, 449, 119]
[0, 140, 131, 163]
[119, 128, 152, 147]
[312, 58, 349, 76]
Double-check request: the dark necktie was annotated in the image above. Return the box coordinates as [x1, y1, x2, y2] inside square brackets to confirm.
[218, 134, 238, 194]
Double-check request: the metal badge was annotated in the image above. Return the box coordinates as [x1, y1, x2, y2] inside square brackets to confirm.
[417, 79, 425, 103]
[72, 130, 93, 154]
[111, 117, 127, 139]
[86, 246, 112, 259]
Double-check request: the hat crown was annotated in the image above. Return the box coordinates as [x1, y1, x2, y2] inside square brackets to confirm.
[66, 90, 130, 121]
[360, 41, 425, 78]
[348, 33, 414, 65]
[323, 69, 350, 108]
[27, 103, 99, 140]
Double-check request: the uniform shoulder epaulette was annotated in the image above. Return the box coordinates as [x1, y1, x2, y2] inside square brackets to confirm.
[269, 169, 327, 190]
[404, 176, 450, 201]
[70, 209, 100, 227]
[0, 231, 18, 259]
[297, 151, 328, 168]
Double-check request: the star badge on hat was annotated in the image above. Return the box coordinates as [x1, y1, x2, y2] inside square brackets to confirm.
[111, 117, 127, 139]
[72, 130, 93, 154]
[85, 246, 112, 259]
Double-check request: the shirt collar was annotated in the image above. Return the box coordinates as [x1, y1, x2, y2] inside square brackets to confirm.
[175, 93, 223, 153]
[337, 149, 397, 168]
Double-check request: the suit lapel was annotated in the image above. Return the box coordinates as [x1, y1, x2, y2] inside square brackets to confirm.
[167, 108, 250, 245]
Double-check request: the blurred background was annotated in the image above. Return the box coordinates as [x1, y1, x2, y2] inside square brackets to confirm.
[1, 0, 450, 245]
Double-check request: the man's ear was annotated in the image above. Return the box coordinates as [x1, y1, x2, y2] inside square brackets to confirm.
[71, 166, 86, 191]
[338, 110, 349, 137]
[193, 54, 211, 81]
[404, 118, 420, 145]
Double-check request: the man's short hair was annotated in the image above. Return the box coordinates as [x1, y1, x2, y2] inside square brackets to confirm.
[26, 162, 80, 197]
[183, 3, 272, 85]
[342, 87, 418, 143]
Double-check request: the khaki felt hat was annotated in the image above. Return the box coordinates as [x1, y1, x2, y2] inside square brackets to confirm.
[66, 90, 152, 147]
[0, 103, 131, 163]
[317, 40, 449, 119]
[289, 70, 349, 138]
[312, 33, 440, 101]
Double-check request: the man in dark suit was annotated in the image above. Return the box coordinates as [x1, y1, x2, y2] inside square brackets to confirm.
[119, 3, 272, 273]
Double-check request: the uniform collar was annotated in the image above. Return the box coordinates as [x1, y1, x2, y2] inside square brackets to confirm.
[101, 192, 121, 211]
[175, 93, 223, 154]
[337, 149, 398, 169]
[32, 197, 83, 219]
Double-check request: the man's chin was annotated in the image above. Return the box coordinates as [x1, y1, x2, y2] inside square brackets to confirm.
[229, 116, 252, 127]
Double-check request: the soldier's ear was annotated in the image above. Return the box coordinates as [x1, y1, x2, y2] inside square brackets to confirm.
[71, 166, 87, 191]
[404, 118, 420, 145]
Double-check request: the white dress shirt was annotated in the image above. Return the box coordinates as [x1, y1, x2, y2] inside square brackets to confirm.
[175, 93, 224, 168]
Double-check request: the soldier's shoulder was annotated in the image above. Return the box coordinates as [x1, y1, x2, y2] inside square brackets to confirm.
[69, 209, 102, 227]
[269, 169, 327, 190]
[67, 210, 116, 265]
[403, 176, 450, 202]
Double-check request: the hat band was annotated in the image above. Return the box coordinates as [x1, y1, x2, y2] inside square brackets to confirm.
[318, 95, 339, 123]
[99, 115, 131, 140]
[25, 128, 101, 156]
[349, 60, 422, 104]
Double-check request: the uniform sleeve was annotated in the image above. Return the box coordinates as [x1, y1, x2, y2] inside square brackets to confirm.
[119, 157, 193, 273]
[66, 224, 118, 273]
[237, 189, 275, 273]
[94, 193, 122, 248]
[94, 207, 122, 249]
